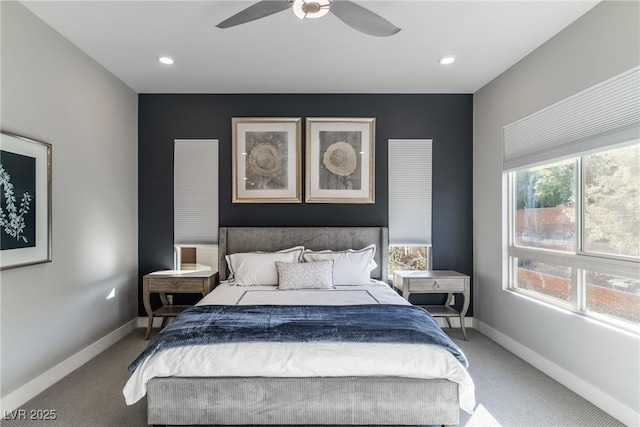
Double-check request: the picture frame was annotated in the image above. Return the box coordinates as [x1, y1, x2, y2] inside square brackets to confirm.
[306, 117, 375, 203]
[232, 117, 302, 203]
[1, 131, 52, 270]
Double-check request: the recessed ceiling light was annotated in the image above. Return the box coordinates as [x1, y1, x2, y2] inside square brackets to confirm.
[158, 56, 174, 65]
[438, 56, 456, 65]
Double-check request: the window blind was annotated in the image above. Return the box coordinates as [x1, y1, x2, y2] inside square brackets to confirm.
[174, 139, 219, 245]
[388, 139, 432, 245]
[503, 66, 640, 171]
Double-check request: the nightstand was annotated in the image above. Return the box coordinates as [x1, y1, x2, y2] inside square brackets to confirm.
[393, 270, 470, 340]
[143, 269, 218, 339]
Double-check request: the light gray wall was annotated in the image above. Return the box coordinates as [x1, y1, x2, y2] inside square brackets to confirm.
[473, 0, 639, 422]
[0, 1, 138, 397]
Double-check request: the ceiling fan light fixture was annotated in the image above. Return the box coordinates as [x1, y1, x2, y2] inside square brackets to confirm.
[292, 0, 331, 20]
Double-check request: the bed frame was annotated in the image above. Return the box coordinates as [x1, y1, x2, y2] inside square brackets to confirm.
[146, 227, 460, 427]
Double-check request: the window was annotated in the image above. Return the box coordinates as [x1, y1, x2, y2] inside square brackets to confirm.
[389, 246, 432, 273]
[514, 159, 576, 252]
[174, 139, 219, 271]
[508, 144, 639, 328]
[388, 139, 433, 279]
[583, 148, 640, 258]
[504, 67, 640, 331]
[514, 258, 572, 305]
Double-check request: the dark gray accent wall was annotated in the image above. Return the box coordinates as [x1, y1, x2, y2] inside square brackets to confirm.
[138, 94, 473, 315]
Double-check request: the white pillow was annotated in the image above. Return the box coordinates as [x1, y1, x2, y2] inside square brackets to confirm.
[226, 246, 304, 286]
[276, 260, 334, 290]
[302, 244, 376, 285]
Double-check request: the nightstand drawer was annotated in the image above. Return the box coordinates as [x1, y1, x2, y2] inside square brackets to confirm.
[147, 277, 205, 292]
[409, 278, 464, 292]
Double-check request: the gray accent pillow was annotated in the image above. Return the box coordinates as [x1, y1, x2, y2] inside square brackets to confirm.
[276, 260, 334, 290]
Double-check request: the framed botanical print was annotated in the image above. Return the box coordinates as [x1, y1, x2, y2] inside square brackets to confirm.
[232, 117, 302, 203]
[306, 117, 375, 203]
[1, 131, 52, 270]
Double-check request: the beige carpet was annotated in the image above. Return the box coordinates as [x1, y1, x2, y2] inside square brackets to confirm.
[1, 328, 625, 427]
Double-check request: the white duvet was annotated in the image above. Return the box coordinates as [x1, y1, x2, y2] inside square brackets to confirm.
[123, 282, 476, 413]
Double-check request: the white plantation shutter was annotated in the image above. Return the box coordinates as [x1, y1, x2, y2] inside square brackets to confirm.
[388, 139, 432, 245]
[503, 66, 640, 171]
[174, 139, 219, 245]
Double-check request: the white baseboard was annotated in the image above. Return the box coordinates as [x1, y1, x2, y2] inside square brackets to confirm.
[474, 319, 639, 426]
[0, 319, 137, 415]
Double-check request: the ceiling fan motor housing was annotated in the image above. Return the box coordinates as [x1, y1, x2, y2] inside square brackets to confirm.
[293, 0, 332, 19]
[303, 2, 322, 14]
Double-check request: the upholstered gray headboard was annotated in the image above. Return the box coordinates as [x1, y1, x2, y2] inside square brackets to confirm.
[218, 227, 389, 283]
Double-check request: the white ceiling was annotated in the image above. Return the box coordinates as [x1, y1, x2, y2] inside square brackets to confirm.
[20, 1, 600, 94]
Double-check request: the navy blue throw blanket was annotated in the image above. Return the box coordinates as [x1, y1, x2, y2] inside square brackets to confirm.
[129, 304, 468, 372]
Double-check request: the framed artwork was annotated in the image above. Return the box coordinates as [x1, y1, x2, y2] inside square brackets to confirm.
[306, 117, 375, 203]
[0, 131, 52, 270]
[232, 118, 302, 203]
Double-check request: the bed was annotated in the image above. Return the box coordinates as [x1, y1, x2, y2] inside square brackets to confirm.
[124, 227, 475, 427]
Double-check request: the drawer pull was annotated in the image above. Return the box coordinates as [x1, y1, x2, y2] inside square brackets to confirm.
[434, 281, 440, 289]
[172, 280, 180, 289]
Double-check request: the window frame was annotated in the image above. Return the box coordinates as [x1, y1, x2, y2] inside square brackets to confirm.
[505, 149, 640, 333]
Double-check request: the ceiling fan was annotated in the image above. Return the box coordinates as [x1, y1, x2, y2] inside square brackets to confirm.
[216, 0, 401, 37]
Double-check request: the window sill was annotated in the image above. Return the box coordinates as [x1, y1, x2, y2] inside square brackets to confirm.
[505, 287, 640, 337]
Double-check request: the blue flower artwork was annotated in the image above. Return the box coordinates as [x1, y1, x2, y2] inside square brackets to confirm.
[0, 150, 36, 250]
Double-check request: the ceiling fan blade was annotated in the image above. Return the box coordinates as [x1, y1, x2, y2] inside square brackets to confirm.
[216, 1, 291, 29]
[331, 1, 400, 37]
